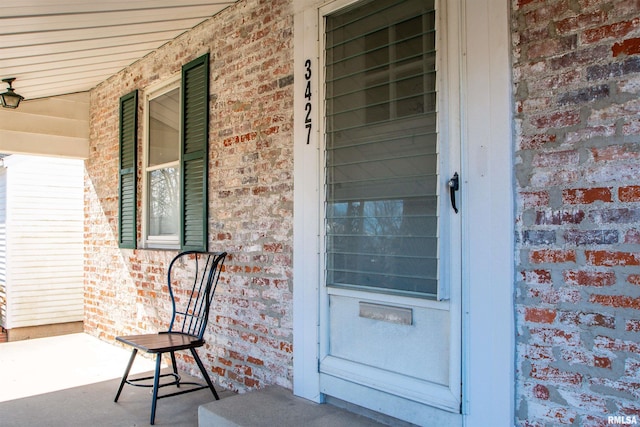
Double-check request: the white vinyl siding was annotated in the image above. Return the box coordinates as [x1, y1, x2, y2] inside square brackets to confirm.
[0, 166, 7, 328]
[0, 155, 84, 329]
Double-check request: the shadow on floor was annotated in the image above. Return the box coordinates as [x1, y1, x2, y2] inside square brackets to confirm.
[0, 372, 232, 427]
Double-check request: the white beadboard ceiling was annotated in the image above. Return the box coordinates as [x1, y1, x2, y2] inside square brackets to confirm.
[0, 0, 237, 101]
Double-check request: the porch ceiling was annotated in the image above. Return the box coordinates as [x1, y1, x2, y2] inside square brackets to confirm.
[0, 0, 237, 101]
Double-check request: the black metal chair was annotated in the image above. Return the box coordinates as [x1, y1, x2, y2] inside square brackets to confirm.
[114, 250, 227, 425]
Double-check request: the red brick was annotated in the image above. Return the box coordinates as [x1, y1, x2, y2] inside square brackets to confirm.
[529, 37, 578, 59]
[563, 187, 612, 204]
[524, 344, 555, 361]
[580, 415, 609, 427]
[626, 319, 640, 332]
[529, 327, 581, 347]
[520, 97, 552, 113]
[522, 269, 552, 284]
[628, 274, 640, 285]
[532, 150, 579, 167]
[524, 1, 571, 28]
[619, 403, 640, 417]
[530, 169, 580, 187]
[244, 377, 260, 388]
[279, 341, 292, 353]
[531, 70, 582, 91]
[566, 125, 615, 144]
[550, 45, 610, 70]
[589, 99, 640, 126]
[592, 145, 640, 162]
[594, 356, 612, 369]
[586, 250, 640, 266]
[563, 270, 616, 287]
[517, 0, 540, 8]
[613, 38, 640, 57]
[624, 118, 640, 135]
[519, 133, 556, 150]
[521, 191, 550, 208]
[625, 229, 640, 243]
[530, 365, 583, 386]
[263, 243, 283, 253]
[582, 166, 640, 184]
[582, 18, 640, 44]
[594, 335, 640, 354]
[533, 384, 550, 400]
[526, 308, 557, 323]
[555, 11, 607, 35]
[590, 294, 640, 310]
[609, 0, 640, 17]
[620, 186, 640, 202]
[529, 286, 582, 304]
[558, 311, 615, 329]
[246, 356, 264, 366]
[540, 407, 577, 425]
[530, 249, 576, 264]
[531, 110, 581, 129]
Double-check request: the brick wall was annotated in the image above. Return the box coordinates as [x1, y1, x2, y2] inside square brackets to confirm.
[85, 0, 294, 392]
[513, 0, 640, 425]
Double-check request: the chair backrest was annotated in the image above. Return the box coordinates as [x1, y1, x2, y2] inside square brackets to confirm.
[166, 251, 227, 339]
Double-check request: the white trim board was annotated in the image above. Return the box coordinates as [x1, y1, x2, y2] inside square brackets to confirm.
[292, 0, 514, 425]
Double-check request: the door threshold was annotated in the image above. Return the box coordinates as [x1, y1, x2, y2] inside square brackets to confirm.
[325, 395, 421, 427]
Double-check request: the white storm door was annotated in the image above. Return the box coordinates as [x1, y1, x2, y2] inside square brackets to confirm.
[318, 0, 462, 424]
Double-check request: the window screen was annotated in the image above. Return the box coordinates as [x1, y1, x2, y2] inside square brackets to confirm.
[325, 0, 438, 297]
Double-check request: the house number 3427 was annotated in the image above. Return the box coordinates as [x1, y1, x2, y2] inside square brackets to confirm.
[304, 59, 312, 144]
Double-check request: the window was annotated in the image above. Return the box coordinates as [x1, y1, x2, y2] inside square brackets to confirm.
[325, 0, 438, 297]
[118, 53, 210, 251]
[146, 81, 180, 246]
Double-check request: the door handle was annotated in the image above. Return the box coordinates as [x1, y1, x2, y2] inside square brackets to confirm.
[448, 172, 459, 214]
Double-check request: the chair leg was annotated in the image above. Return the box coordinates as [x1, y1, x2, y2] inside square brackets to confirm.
[150, 353, 162, 425]
[170, 351, 180, 388]
[190, 348, 219, 400]
[114, 348, 138, 402]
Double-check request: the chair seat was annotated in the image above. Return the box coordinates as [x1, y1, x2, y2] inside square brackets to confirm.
[116, 333, 204, 353]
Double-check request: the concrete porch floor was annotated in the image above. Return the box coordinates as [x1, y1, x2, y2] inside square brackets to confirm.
[0, 332, 230, 426]
[0, 333, 392, 426]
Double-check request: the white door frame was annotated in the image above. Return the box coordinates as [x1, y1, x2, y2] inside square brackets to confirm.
[292, 0, 514, 425]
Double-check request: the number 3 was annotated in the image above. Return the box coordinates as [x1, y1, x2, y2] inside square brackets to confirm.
[305, 59, 312, 79]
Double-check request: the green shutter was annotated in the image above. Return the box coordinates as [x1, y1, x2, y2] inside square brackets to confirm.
[118, 91, 138, 249]
[180, 54, 209, 251]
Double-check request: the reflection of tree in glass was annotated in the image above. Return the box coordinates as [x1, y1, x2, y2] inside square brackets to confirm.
[150, 168, 179, 236]
[328, 196, 437, 295]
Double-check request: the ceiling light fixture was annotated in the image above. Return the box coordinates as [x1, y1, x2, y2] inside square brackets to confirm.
[1, 78, 24, 109]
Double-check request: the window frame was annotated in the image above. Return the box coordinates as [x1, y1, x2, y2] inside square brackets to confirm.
[142, 75, 182, 249]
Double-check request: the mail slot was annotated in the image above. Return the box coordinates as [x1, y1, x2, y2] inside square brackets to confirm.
[359, 302, 413, 325]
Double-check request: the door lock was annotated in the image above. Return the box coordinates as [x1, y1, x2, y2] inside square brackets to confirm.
[448, 172, 459, 214]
